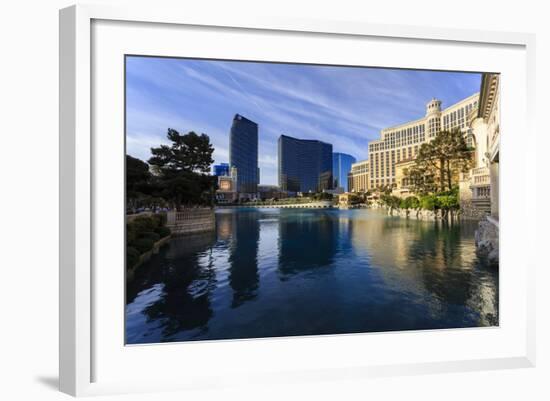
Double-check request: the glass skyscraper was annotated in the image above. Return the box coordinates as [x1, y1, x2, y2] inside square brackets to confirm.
[278, 134, 333, 193]
[229, 114, 259, 194]
[332, 152, 357, 192]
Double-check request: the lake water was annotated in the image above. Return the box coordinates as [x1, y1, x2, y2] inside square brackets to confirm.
[126, 208, 498, 344]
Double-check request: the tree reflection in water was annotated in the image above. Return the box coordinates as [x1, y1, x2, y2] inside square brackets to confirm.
[126, 232, 217, 342]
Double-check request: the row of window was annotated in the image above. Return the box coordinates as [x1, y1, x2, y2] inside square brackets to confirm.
[350, 164, 369, 174]
[348, 173, 369, 192]
[369, 177, 396, 189]
[370, 145, 419, 180]
[369, 124, 426, 152]
[442, 101, 478, 131]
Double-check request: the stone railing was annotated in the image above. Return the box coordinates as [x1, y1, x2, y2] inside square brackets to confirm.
[470, 166, 490, 187]
[167, 208, 215, 235]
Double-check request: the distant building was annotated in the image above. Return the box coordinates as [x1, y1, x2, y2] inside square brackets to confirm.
[229, 114, 259, 194]
[332, 152, 356, 192]
[216, 175, 237, 204]
[213, 162, 230, 177]
[278, 134, 333, 193]
[258, 185, 287, 200]
[348, 160, 369, 193]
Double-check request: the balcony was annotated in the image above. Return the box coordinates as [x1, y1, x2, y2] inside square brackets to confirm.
[467, 166, 491, 215]
[470, 166, 490, 188]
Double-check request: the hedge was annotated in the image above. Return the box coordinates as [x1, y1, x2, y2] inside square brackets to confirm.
[126, 213, 170, 270]
[155, 226, 171, 238]
[127, 246, 141, 270]
[130, 238, 155, 254]
[140, 231, 161, 242]
[127, 213, 167, 241]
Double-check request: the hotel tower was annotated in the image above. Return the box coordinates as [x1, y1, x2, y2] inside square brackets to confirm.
[366, 93, 479, 190]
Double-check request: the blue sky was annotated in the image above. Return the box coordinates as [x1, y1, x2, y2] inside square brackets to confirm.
[126, 56, 481, 185]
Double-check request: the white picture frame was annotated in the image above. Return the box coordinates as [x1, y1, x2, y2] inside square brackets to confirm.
[59, 3, 536, 397]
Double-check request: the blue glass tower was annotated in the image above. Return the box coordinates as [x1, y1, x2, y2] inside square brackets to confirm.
[278, 134, 333, 193]
[213, 163, 230, 177]
[229, 114, 259, 194]
[332, 152, 356, 192]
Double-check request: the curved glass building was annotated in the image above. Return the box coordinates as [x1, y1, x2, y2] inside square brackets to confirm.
[332, 152, 357, 192]
[278, 134, 333, 193]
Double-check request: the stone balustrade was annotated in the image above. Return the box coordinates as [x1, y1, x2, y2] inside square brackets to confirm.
[166, 208, 215, 235]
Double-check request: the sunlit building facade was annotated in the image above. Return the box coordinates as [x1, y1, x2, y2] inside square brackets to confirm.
[367, 93, 479, 189]
[347, 160, 370, 193]
[459, 73, 500, 220]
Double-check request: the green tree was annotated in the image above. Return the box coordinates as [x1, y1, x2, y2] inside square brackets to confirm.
[381, 194, 400, 209]
[127, 155, 151, 191]
[348, 194, 361, 205]
[149, 129, 214, 174]
[148, 129, 216, 209]
[407, 128, 472, 194]
[312, 192, 334, 201]
[420, 195, 439, 211]
[399, 196, 420, 210]
[126, 154, 165, 212]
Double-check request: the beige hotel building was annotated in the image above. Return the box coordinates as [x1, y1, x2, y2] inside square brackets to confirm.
[362, 93, 479, 190]
[347, 159, 370, 193]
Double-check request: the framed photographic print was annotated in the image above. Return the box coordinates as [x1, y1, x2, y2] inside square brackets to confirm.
[59, 4, 536, 396]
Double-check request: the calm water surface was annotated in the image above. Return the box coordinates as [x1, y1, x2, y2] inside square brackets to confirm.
[126, 208, 498, 344]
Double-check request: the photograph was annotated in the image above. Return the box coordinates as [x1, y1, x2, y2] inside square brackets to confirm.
[124, 56, 500, 344]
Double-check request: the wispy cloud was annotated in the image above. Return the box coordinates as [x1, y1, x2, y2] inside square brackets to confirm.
[126, 56, 481, 185]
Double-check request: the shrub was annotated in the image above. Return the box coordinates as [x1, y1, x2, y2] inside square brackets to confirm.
[437, 194, 459, 210]
[140, 231, 161, 242]
[151, 212, 167, 228]
[127, 213, 170, 245]
[130, 238, 155, 254]
[127, 223, 139, 243]
[407, 196, 420, 209]
[155, 226, 171, 238]
[420, 195, 439, 211]
[131, 216, 156, 232]
[127, 246, 141, 270]
[381, 194, 400, 208]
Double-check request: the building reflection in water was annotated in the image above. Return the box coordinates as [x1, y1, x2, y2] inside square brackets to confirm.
[349, 213, 498, 327]
[221, 210, 260, 308]
[277, 209, 338, 278]
[126, 209, 498, 344]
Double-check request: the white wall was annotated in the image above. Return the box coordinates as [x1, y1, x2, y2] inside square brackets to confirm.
[1, 0, 548, 400]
